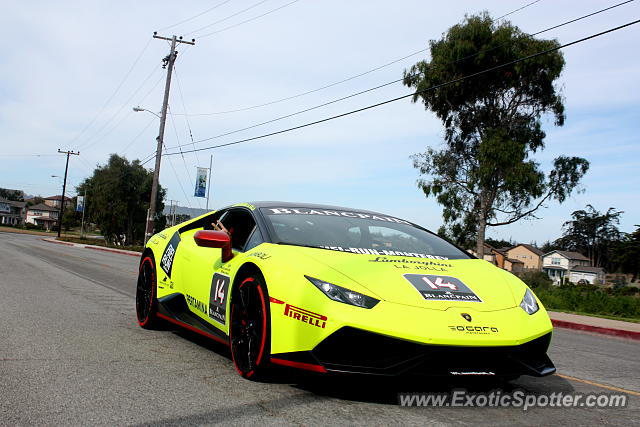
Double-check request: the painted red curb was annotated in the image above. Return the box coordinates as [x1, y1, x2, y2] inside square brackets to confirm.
[552, 319, 640, 341]
[42, 238, 74, 246]
[42, 238, 141, 257]
[84, 245, 141, 257]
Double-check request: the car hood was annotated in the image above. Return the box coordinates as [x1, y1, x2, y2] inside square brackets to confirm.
[295, 247, 520, 312]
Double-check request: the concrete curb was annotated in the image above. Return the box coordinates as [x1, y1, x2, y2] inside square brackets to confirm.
[42, 238, 141, 257]
[552, 319, 640, 341]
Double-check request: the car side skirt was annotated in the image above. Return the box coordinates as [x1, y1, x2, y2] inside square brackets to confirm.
[158, 293, 229, 346]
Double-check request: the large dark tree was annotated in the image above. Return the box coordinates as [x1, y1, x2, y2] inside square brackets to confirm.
[404, 13, 589, 257]
[613, 225, 640, 281]
[0, 188, 24, 201]
[78, 154, 165, 245]
[557, 205, 623, 269]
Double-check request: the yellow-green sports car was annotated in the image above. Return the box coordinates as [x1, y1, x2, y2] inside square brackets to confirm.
[136, 201, 555, 380]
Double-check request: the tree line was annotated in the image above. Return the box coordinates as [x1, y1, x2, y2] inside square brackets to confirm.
[76, 154, 166, 245]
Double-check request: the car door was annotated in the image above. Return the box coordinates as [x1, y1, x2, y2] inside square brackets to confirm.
[178, 207, 261, 334]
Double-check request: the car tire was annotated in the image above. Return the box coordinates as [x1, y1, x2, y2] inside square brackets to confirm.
[229, 274, 271, 380]
[136, 254, 161, 329]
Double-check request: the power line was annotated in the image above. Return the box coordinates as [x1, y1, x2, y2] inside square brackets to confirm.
[80, 44, 196, 153]
[156, 0, 235, 32]
[168, 105, 202, 209]
[496, 0, 543, 21]
[0, 153, 59, 157]
[195, 0, 303, 39]
[163, 1, 634, 151]
[186, 0, 271, 36]
[69, 38, 152, 147]
[172, 65, 201, 166]
[166, 79, 400, 151]
[157, 19, 640, 158]
[172, 0, 548, 116]
[122, 115, 156, 155]
[78, 64, 161, 151]
[171, 48, 427, 117]
[163, 146, 193, 209]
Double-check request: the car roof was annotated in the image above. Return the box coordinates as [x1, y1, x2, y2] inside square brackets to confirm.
[248, 201, 390, 217]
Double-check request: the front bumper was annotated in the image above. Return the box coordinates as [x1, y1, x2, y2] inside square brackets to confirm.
[272, 328, 555, 377]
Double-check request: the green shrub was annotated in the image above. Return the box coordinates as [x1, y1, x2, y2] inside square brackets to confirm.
[534, 284, 640, 319]
[517, 271, 553, 289]
[24, 223, 44, 230]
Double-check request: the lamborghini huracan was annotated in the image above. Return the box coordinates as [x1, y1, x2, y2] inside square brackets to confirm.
[136, 202, 555, 379]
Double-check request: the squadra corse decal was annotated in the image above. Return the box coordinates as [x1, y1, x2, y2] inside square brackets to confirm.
[270, 297, 327, 329]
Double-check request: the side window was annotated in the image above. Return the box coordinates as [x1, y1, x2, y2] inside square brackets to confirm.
[244, 228, 264, 252]
[219, 209, 257, 252]
[203, 210, 227, 230]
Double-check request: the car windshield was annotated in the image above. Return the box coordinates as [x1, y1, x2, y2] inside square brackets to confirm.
[260, 207, 471, 260]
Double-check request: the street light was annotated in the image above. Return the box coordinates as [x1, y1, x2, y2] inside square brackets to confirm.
[133, 104, 169, 246]
[133, 106, 161, 119]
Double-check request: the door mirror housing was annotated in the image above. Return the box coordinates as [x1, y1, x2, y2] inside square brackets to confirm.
[194, 230, 234, 262]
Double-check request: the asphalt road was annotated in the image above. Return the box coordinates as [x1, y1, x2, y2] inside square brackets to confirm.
[0, 232, 638, 426]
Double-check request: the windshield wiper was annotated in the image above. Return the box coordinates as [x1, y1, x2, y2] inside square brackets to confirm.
[275, 242, 326, 250]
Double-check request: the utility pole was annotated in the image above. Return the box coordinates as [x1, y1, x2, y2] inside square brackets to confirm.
[57, 149, 79, 238]
[145, 32, 195, 245]
[79, 187, 87, 239]
[167, 200, 178, 226]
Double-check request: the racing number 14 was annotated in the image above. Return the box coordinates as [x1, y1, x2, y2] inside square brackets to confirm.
[213, 279, 226, 304]
[422, 276, 458, 291]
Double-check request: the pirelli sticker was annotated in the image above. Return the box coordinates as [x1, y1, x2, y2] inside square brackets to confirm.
[160, 231, 181, 278]
[284, 304, 327, 328]
[403, 274, 482, 302]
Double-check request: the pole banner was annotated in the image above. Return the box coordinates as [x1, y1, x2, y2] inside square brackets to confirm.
[76, 196, 84, 212]
[194, 167, 207, 197]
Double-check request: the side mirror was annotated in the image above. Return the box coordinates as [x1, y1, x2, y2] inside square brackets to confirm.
[194, 230, 234, 262]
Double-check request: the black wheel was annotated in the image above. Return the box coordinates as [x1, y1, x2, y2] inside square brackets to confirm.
[230, 275, 271, 379]
[136, 254, 161, 329]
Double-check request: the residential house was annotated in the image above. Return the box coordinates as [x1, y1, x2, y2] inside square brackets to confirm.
[569, 266, 606, 284]
[542, 250, 595, 284]
[504, 257, 525, 273]
[472, 244, 524, 273]
[505, 244, 544, 270]
[44, 195, 71, 209]
[25, 203, 59, 231]
[0, 197, 26, 226]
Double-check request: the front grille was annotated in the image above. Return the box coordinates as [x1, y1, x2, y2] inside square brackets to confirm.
[312, 327, 554, 376]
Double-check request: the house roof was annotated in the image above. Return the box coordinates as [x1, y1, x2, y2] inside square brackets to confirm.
[27, 203, 59, 212]
[544, 250, 590, 261]
[505, 257, 524, 264]
[0, 197, 26, 208]
[571, 266, 604, 274]
[44, 195, 71, 201]
[557, 250, 590, 261]
[482, 243, 506, 255]
[510, 243, 544, 256]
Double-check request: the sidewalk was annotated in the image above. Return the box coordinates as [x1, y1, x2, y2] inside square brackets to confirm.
[549, 311, 640, 340]
[42, 238, 141, 257]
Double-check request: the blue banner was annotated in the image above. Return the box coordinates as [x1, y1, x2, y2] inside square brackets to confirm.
[76, 196, 84, 212]
[194, 167, 207, 198]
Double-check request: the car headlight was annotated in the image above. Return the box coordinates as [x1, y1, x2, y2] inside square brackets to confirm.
[305, 276, 379, 309]
[520, 288, 539, 315]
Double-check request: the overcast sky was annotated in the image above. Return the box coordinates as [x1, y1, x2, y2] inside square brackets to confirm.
[1, 0, 638, 244]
